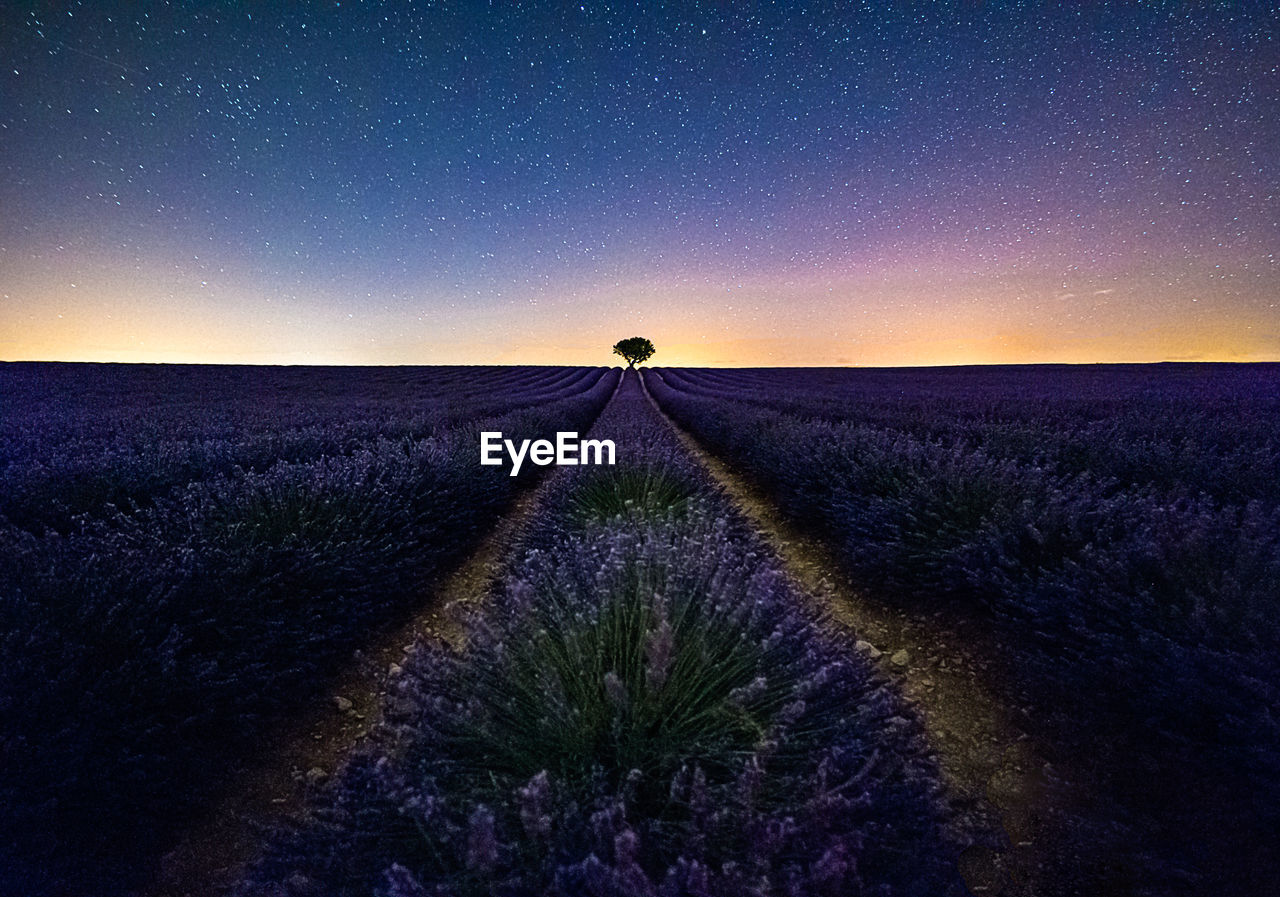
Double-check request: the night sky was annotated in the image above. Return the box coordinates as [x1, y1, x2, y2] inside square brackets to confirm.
[2, 2, 1276, 366]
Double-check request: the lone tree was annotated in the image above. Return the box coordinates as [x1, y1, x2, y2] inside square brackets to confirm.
[612, 336, 655, 368]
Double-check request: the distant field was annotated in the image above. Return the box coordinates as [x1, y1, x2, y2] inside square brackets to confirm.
[3, 362, 1277, 896]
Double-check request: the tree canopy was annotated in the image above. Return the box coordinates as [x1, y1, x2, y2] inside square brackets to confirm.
[612, 337, 655, 367]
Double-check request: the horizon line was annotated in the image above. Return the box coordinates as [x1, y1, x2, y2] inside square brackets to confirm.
[4, 358, 1278, 370]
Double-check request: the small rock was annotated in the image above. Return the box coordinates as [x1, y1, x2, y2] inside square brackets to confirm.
[890, 649, 910, 668]
[388, 663, 403, 677]
[305, 767, 328, 786]
[333, 695, 354, 713]
[855, 640, 882, 659]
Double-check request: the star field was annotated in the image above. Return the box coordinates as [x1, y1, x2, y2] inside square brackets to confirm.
[1, 1, 1276, 365]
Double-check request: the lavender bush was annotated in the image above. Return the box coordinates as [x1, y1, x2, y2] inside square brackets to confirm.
[567, 464, 699, 523]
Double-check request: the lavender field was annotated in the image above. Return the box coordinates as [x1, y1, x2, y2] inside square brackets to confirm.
[2, 361, 1278, 896]
[241, 368, 962, 896]
[649, 363, 1280, 894]
[0, 363, 617, 895]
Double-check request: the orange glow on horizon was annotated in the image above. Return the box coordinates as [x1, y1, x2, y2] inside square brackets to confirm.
[3, 262, 1277, 368]
[7, 316, 1276, 368]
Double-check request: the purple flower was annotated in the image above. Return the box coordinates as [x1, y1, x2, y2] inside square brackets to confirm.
[383, 863, 429, 897]
[465, 805, 498, 872]
[603, 670, 629, 711]
[645, 604, 674, 692]
[517, 770, 553, 839]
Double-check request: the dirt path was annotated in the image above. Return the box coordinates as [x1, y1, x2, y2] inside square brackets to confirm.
[639, 370, 1080, 896]
[144, 476, 554, 897]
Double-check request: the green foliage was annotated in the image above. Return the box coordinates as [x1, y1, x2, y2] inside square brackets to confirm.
[446, 572, 778, 807]
[612, 336, 655, 367]
[568, 465, 694, 523]
[207, 479, 368, 548]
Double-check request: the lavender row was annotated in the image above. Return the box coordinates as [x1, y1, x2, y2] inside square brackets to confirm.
[658, 364, 1280, 507]
[0, 363, 609, 533]
[647, 366, 1280, 894]
[0, 366, 619, 897]
[242, 370, 965, 896]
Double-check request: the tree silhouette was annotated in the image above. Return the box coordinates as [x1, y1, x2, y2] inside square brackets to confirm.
[612, 336, 655, 367]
